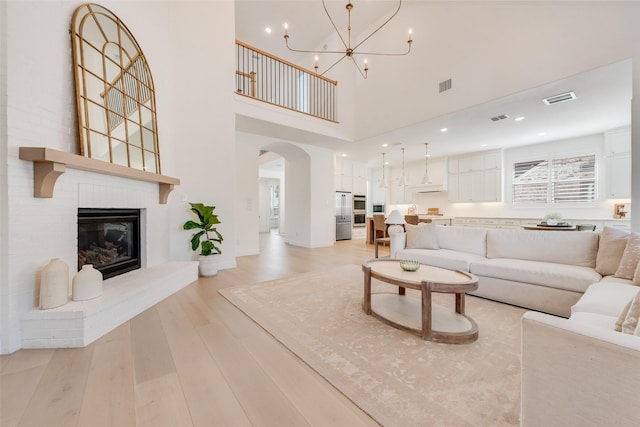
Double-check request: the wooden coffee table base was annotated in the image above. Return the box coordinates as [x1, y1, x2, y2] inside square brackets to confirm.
[369, 293, 478, 344]
[362, 259, 479, 344]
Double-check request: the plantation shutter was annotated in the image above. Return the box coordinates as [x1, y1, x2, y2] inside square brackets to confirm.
[551, 155, 596, 203]
[512, 160, 548, 203]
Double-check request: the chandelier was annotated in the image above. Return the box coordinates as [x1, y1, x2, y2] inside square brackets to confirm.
[284, 0, 413, 79]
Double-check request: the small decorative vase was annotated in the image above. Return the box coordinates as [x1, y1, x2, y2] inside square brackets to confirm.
[72, 264, 103, 301]
[39, 258, 70, 309]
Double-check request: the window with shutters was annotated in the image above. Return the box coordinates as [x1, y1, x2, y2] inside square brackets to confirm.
[512, 154, 596, 204]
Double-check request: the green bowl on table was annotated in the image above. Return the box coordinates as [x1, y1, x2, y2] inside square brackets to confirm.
[399, 260, 421, 272]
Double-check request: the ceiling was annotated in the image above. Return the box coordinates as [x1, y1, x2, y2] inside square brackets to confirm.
[237, 1, 632, 168]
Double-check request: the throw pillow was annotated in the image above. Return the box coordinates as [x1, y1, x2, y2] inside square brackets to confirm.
[615, 299, 633, 332]
[405, 223, 439, 250]
[633, 261, 640, 286]
[615, 232, 640, 279]
[595, 226, 629, 276]
[621, 291, 640, 334]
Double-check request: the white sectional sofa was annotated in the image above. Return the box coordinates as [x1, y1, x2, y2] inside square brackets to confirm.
[390, 224, 640, 425]
[391, 225, 602, 317]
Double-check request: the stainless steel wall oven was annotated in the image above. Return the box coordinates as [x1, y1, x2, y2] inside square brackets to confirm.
[353, 194, 366, 228]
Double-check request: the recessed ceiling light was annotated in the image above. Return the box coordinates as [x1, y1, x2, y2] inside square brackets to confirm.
[538, 132, 546, 136]
[342, 153, 347, 157]
[481, 144, 487, 147]
[265, 27, 272, 34]
[440, 128, 448, 132]
[381, 143, 388, 147]
[514, 116, 525, 121]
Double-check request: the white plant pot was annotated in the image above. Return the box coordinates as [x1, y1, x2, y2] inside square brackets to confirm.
[198, 255, 219, 277]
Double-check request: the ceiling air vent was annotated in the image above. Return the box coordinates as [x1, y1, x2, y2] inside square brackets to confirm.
[542, 91, 577, 105]
[490, 114, 509, 122]
[439, 79, 452, 93]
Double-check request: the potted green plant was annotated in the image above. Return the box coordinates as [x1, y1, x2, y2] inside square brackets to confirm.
[183, 202, 223, 276]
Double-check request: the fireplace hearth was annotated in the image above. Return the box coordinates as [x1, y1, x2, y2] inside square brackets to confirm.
[78, 208, 141, 279]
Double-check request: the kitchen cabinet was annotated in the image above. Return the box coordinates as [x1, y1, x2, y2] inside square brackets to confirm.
[607, 154, 631, 198]
[604, 128, 631, 199]
[448, 149, 502, 202]
[453, 217, 630, 232]
[335, 156, 367, 194]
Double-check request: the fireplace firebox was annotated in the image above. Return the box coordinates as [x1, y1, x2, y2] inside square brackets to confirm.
[78, 208, 141, 279]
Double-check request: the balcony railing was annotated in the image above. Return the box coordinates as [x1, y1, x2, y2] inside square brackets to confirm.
[235, 40, 338, 122]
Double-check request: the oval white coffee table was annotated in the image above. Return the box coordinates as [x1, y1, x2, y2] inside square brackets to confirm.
[362, 259, 479, 344]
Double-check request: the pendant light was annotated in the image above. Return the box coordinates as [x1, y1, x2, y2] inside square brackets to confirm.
[421, 142, 432, 184]
[379, 152, 388, 188]
[399, 147, 409, 187]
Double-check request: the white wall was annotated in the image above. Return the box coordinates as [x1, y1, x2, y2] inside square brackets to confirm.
[0, 0, 8, 353]
[235, 139, 260, 256]
[1, 0, 237, 354]
[164, 0, 236, 271]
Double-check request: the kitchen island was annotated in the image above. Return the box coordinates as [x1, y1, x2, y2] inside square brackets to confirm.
[365, 216, 454, 244]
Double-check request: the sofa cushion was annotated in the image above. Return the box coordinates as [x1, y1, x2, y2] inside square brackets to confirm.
[405, 223, 439, 250]
[395, 248, 485, 272]
[435, 226, 486, 257]
[486, 229, 598, 267]
[596, 226, 628, 276]
[569, 312, 618, 330]
[599, 275, 634, 285]
[470, 258, 601, 293]
[615, 232, 640, 279]
[571, 282, 640, 317]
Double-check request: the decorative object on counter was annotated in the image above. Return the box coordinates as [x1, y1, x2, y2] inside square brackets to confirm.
[184, 202, 223, 277]
[421, 142, 433, 184]
[541, 212, 564, 226]
[407, 204, 417, 215]
[72, 264, 103, 301]
[427, 207, 440, 215]
[614, 203, 630, 219]
[385, 209, 406, 234]
[399, 259, 421, 271]
[39, 258, 70, 309]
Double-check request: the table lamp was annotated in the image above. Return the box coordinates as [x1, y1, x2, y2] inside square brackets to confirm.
[385, 209, 406, 234]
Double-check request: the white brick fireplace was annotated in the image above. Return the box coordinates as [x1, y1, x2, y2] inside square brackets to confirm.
[8, 163, 197, 350]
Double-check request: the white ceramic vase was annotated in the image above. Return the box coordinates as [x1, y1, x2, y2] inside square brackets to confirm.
[72, 264, 103, 301]
[198, 255, 218, 277]
[39, 258, 70, 309]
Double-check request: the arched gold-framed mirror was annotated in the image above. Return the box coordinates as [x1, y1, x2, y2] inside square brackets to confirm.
[71, 3, 161, 173]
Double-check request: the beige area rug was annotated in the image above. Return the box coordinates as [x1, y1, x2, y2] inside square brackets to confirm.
[219, 264, 526, 427]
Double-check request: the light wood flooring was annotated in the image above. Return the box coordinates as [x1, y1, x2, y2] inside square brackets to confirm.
[1, 232, 385, 427]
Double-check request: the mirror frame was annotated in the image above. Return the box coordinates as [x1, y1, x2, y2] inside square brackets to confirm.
[70, 3, 161, 174]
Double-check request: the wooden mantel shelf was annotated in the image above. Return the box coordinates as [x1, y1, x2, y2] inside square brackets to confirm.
[19, 147, 180, 204]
